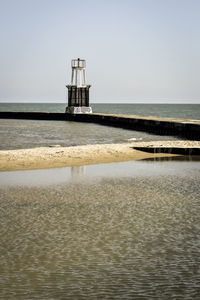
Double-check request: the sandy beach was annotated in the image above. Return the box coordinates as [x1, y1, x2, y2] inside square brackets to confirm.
[0, 140, 199, 171]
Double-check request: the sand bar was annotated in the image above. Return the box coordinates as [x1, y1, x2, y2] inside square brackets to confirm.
[0, 141, 200, 172]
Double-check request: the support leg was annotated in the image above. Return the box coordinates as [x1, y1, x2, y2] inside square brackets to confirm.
[71, 69, 74, 85]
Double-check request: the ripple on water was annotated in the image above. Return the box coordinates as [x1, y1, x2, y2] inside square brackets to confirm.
[0, 119, 179, 150]
[0, 162, 200, 299]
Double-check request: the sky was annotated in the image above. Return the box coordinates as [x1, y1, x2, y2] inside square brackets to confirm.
[0, 0, 200, 103]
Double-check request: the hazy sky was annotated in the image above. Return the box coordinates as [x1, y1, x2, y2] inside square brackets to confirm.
[0, 0, 200, 103]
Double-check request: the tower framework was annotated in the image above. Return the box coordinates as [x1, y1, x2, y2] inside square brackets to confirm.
[66, 58, 92, 113]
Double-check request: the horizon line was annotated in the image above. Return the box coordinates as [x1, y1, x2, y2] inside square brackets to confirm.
[0, 101, 199, 104]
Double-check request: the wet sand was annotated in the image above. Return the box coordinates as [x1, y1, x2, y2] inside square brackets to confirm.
[0, 141, 200, 171]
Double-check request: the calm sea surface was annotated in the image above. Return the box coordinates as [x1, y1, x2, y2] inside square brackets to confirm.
[0, 160, 200, 299]
[0, 103, 200, 120]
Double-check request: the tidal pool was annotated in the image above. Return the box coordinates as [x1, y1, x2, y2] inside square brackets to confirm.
[0, 160, 200, 299]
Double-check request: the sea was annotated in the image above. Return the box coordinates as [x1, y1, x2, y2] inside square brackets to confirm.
[0, 103, 200, 150]
[0, 103, 200, 119]
[0, 103, 200, 299]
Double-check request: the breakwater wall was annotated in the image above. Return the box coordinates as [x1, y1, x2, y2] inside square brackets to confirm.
[0, 111, 199, 140]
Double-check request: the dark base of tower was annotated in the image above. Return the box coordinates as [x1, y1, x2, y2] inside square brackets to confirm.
[66, 85, 91, 108]
[65, 106, 93, 114]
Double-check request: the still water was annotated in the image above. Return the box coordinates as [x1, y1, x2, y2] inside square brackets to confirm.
[0, 160, 200, 299]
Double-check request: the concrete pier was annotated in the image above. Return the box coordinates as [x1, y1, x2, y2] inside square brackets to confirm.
[0, 111, 199, 140]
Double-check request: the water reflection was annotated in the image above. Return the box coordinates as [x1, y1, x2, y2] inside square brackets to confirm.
[71, 166, 85, 179]
[0, 161, 200, 299]
[143, 155, 200, 162]
[0, 160, 200, 188]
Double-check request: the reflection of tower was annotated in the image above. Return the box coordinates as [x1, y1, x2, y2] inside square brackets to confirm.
[71, 166, 85, 179]
[66, 58, 92, 114]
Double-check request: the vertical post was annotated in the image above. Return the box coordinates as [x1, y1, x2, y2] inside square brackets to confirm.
[75, 69, 78, 86]
[79, 70, 82, 87]
[83, 69, 86, 86]
[86, 88, 89, 106]
[71, 69, 74, 85]
[75, 87, 78, 106]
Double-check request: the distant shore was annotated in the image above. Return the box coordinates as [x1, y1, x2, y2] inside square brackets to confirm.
[0, 141, 200, 172]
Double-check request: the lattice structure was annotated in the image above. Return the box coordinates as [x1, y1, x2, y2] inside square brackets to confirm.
[66, 58, 92, 113]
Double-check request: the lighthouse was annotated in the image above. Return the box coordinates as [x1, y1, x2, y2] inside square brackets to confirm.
[66, 58, 92, 113]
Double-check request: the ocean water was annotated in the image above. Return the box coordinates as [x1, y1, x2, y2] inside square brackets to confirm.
[1, 103, 196, 150]
[0, 118, 180, 150]
[0, 103, 200, 120]
[0, 160, 200, 299]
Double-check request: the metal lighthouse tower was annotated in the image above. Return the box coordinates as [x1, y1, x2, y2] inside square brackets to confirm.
[66, 58, 92, 113]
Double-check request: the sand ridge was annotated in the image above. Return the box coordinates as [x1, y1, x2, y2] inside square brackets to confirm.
[1, 140, 200, 171]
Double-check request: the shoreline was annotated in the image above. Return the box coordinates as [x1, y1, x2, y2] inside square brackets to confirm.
[1, 141, 200, 172]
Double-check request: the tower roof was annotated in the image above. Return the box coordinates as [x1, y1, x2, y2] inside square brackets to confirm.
[71, 58, 86, 69]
